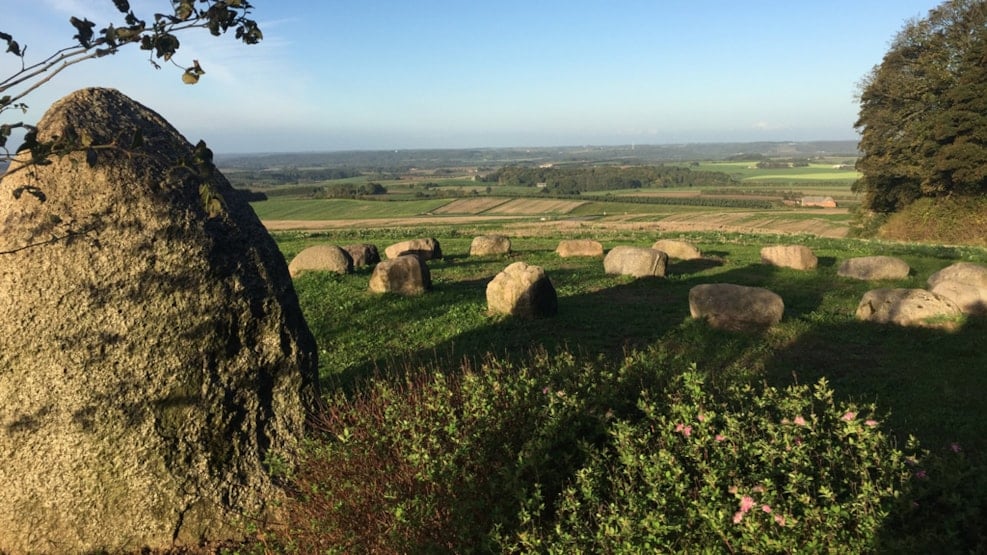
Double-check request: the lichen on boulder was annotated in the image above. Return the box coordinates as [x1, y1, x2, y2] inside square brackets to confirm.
[0, 88, 319, 553]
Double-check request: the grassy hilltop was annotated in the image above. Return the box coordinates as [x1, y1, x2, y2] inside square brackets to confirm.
[224, 147, 987, 551]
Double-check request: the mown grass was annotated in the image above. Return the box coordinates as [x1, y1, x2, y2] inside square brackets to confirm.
[269, 227, 987, 551]
[693, 161, 860, 184]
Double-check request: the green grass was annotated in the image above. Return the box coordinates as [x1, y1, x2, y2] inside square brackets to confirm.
[272, 226, 987, 551]
[281, 228, 987, 447]
[693, 161, 861, 184]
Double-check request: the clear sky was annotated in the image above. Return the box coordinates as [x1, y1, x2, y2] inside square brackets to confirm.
[2, 0, 942, 153]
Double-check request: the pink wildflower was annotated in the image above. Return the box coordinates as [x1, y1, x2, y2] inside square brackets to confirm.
[698, 413, 706, 422]
[761, 504, 772, 513]
[842, 411, 856, 421]
[715, 434, 726, 442]
[865, 419, 878, 428]
[915, 470, 928, 480]
[793, 415, 806, 426]
[682, 425, 692, 437]
[774, 514, 786, 527]
[739, 496, 755, 514]
[675, 423, 684, 433]
[733, 511, 744, 524]
[950, 442, 962, 453]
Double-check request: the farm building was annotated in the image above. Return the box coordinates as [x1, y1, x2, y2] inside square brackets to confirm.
[800, 196, 838, 208]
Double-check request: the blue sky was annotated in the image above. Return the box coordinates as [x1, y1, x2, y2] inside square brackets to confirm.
[2, 0, 941, 153]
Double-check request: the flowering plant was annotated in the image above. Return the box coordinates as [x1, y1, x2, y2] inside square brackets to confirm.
[510, 369, 912, 552]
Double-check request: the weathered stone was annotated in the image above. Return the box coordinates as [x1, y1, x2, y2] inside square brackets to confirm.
[689, 283, 784, 331]
[651, 239, 702, 260]
[288, 244, 353, 276]
[760, 244, 818, 270]
[384, 237, 442, 260]
[927, 262, 987, 315]
[604, 246, 668, 277]
[470, 234, 512, 256]
[0, 88, 318, 553]
[838, 256, 911, 280]
[369, 254, 431, 295]
[343, 243, 381, 267]
[556, 239, 604, 257]
[486, 261, 558, 319]
[855, 288, 963, 328]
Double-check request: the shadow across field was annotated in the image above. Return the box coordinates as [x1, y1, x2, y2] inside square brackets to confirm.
[287, 231, 987, 551]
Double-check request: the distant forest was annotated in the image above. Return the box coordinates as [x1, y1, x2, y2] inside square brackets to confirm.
[215, 141, 859, 173]
[482, 165, 736, 194]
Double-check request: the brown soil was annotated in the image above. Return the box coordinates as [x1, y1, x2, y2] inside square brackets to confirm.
[262, 208, 850, 238]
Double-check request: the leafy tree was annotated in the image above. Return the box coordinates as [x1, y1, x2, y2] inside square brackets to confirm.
[854, 0, 987, 212]
[1, 0, 262, 163]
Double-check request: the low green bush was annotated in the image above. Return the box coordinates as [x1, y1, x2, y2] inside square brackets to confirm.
[506, 370, 911, 553]
[276, 347, 914, 553]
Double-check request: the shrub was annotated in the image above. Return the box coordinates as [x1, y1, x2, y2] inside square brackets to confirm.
[505, 370, 912, 553]
[276, 349, 913, 553]
[277, 350, 637, 553]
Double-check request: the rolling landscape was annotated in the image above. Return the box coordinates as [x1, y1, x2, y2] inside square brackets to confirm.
[221, 141, 987, 552]
[4, 0, 987, 552]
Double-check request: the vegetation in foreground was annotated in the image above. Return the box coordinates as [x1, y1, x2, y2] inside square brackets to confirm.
[262, 228, 987, 553]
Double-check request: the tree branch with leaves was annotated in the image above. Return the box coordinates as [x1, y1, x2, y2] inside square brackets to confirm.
[1, 0, 262, 164]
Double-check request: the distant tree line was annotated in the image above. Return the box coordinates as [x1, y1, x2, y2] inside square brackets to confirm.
[755, 159, 812, 169]
[480, 165, 736, 194]
[224, 167, 362, 188]
[318, 182, 387, 198]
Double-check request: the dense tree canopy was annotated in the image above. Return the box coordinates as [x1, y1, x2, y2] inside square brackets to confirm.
[481, 164, 736, 194]
[854, 0, 987, 212]
[1, 0, 261, 163]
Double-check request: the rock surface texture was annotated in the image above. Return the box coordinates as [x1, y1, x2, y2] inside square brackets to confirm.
[838, 256, 911, 280]
[470, 234, 512, 256]
[760, 244, 818, 270]
[855, 288, 963, 328]
[486, 261, 558, 318]
[0, 88, 319, 553]
[556, 239, 604, 258]
[343, 243, 381, 267]
[288, 244, 353, 276]
[384, 237, 442, 260]
[689, 283, 785, 331]
[651, 239, 702, 260]
[369, 254, 432, 295]
[604, 246, 669, 277]
[926, 262, 987, 315]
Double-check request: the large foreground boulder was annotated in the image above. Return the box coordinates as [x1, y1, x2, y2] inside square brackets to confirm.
[652, 239, 702, 260]
[369, 254, 432, 295]
[927, 262, 987, 315]
[838, 256, 911, 280]
[556, 239, 604, 257]
[288, 244, 353, 276]
[604, 246, 668, 277]
[855, 288, 963, 329]
[689, 283, 785, 331]
[0, 88, 319, 553]
[486, 261, 558, 318]
[385, 237, 442, 260]
[760, 244, 818, 270]
[470, 234, 512, 256]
